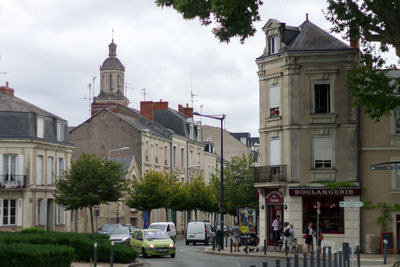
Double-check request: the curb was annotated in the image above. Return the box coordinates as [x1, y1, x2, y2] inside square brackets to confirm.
[204, 248, 289, 259]
[126, 261, 144, 267]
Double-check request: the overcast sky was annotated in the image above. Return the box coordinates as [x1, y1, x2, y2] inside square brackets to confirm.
[0, 0, 395, 136]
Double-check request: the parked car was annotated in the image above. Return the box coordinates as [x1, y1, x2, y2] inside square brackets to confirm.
[97, 223, 122, 235]
[125, 224, 140, 233]
[109, 226, 132, 245]
[148, 222, 177, 242]
[185, 221, 215, 245]
[130, 229, 175, 258]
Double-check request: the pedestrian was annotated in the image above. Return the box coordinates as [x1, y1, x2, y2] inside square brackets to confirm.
[304, 222, 314, 255]
[282, 223, 295, 253]
[272, 215, 280, 245]
[232, 222, 241, 252]
[316, 227, 323, 251]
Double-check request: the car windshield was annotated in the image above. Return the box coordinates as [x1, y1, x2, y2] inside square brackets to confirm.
[109, 227, 130, 235]
[145, 231, 169, 240]
[149, 224, 166, 231]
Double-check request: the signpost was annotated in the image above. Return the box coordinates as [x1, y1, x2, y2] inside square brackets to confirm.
[339, 200, 364, 267]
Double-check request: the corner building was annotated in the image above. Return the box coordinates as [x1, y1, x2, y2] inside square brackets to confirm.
[255, 18, 360, 249]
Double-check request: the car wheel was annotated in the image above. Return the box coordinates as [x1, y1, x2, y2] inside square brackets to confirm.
[142, 248, 148, 258]
[193, 242, 196, 246]
[185, 240, 189, 245]
[170, 253, 175, 258]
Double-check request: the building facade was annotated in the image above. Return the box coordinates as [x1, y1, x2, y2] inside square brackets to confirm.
[255, 18, 360, 249]
[0, 82, 73, 231]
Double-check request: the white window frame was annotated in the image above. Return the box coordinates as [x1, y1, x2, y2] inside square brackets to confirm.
[56, 204, 65, 225]
[312, 81, 332, 114]
[57, 158, 65, 179]
[269, 84, 280, 118]
[155, 143, 159, 163]
[313, 135, 333, 169]
[3, 154, 17, 176]
[2, 199, 16, 225]
[269, 35, 279, 54]
[36, 155, 43, 185]
[164, 146, 168, 165]
[57, 121, 64, 141]
[47, 157, 53, 185]
[37, 117, 44, 138]
[145, 141, 149, 162]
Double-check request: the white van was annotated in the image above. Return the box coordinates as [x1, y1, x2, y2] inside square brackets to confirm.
[148, 222, 176, 242]
[185, 221, 214, 245]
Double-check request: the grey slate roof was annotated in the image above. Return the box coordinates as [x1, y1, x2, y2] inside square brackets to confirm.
[286, 20, 353, 52]
[153, 108, 190, 138]
[109, 156, 134, 176]
[100, 57, 125, 71]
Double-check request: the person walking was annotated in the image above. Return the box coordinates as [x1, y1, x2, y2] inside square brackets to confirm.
[282, 223, 295, 253]
[272, 215, 281, 245]
[305, 222, 314, 255]
[232, 222, 241, 252]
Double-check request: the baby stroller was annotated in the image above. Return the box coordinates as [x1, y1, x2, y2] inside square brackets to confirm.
[244, 233, 260, 252]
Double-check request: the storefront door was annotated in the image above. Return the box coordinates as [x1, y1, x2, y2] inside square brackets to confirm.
[267, 205, 283, 245]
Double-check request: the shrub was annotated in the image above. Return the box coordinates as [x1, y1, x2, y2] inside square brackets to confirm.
[19, 227, 46, 234]
[96, 240, 137, 263]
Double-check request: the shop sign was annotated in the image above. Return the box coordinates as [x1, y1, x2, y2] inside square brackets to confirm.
[289, 187, 360, 196]
[265, 191, 283, 205]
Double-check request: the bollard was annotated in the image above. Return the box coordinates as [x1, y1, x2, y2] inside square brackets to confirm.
[285, 240, 288, 256]
[225, 235, 228, 247]
[276, 259, 281, 267]
[317, 248, 321, 267]
[245, 236, 248, 254]
[339, 251, 342, 267]
[342, 244, 346, 267]
[212, 236, 216, 251]
[311, 251, 315, 267]
[286, 257, 291, 267]
[322, 247, 326, 267]
[383, 239, 388, 265]
[303, 252, 308, 267]
[328, 247, 332, 267]
[334, 252, 337, 267]
[110, 241, 115, 267]
[356, 246, 360, 267]
[264, 239, 267, 255]
[263, 262, 268, 267]
[294, 253, 299, 267]
[230, 238, 233, 253]
[93, 242, 97, 267]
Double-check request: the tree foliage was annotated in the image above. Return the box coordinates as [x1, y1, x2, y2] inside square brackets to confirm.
[325, 0, 400, 120]
[185, 175, 218, 219]
[55, 153, 127, 233]
[156, 0, 263, 43]
[211, 154, 258, 216]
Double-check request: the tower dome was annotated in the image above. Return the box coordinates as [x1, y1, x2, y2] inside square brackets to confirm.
[100, 39, 125, 71]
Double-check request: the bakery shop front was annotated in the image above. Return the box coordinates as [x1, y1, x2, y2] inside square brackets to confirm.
[259, 186, 361, 249]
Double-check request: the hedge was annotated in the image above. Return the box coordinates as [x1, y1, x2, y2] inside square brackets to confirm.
[0, 242, 74, 267]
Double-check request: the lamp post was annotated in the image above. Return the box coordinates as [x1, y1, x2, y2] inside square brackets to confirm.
[108, 146, 130, 223]
[193, 112, 225, 250]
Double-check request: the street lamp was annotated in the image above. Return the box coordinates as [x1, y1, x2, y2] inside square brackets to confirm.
[192, 112, 225, 250]
[108, 146, 130, 223]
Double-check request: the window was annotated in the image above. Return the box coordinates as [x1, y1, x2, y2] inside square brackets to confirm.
[109, 74, 112, 91]
[270, 137, 281, 165]
[190, 125, 194, 140]
[173, 146, 176, 167]
[3, 199, 16, 225]
[269, 35, 279, 54]
[145, 141, 149, 162]
[164, 146, 168, 165]
[197, 152, 201, 166]
[181, 148, 184, 168]
[313, 82, 331, 114]
[395, 168, 400, 191]
[36, 155, 43, 185]
[37, 117, 44, 138]
[3, 154, 16, 176]
[56, 204, 65, 225]
[269, 84, 280, 117]
[313, 136, 333, 168]
[57, 122, 64, 141]
[395, 108, 400, 135]
[240, 137, 247, 145]
[189, 151, 193, 166]
[57, 158, 64, 178]
[36, 198, 44, 225]
[47, 157, 53, 185]
[155, 144, 159, 163]
[303, 196, 344, 234]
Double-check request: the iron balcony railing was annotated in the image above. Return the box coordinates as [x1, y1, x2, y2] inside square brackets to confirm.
[0, 175, 27, 189]
[254, 165, 287, 183]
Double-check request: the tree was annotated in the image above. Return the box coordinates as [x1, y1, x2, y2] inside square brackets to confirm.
[156, 0, 263, 43]
[55, 153, 127, 233]
[163, 172, 188, 221]
[126, 170, 166, 224]
[325, 0, 400, 120]
[212, 154, 258, 216]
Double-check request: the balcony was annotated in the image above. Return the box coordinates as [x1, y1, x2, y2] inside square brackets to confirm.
[0, 175, 27, 189]
[254, 165, 287, 183]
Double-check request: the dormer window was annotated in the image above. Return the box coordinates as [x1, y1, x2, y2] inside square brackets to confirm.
[57, 121, 64, 142]
[269, 35, 279, 54]
[37, 117, 44, 138]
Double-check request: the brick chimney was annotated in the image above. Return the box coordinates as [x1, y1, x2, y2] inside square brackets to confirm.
[0, 82, 15, 96]
[178, 103, 193, 118]
[153, 99, 169, 111]
[140, 101, 154, 121]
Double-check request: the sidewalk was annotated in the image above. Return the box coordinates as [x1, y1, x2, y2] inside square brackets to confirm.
[204, 246, 398, 266]
[70, 261, 143, 267]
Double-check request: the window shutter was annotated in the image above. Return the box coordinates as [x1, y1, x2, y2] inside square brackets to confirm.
[314, 136, 333, 161]
[0, 199, 3, 226]
[36, 199, 39, 225]
[0, 154, 3, 175]
[17, 199, 22, 226]
[56, 204, 59, 225]
[269, 85, 280, 109]
[42, 200, 47, 227]
[270, 137, 281, 165]
[16, 155, 24, 176]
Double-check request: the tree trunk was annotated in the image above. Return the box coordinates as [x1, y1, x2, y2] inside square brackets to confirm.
[165, 208, 169, 222]
[89, 207, 94, 233]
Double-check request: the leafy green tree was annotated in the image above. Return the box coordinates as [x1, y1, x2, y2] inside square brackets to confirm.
[126, 170, 167, 224]
[325, 0, 400, 120]
[212, 154, 258, 216]
[55, 153, 127, 233]
[156, 0, 263, 43]
[163, 172, 188, 221]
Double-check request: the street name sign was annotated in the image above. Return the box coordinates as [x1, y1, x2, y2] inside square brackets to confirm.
[339, 201, 364, 208]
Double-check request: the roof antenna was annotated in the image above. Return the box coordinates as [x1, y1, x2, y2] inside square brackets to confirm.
[112, 29, 114, 42]
[306, 13, 309, 21]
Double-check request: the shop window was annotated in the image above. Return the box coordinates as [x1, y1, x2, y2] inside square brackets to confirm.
[313, 136, 333, 168]
[312, 82, 332, 114]
[269, 84, 280, 117]
[303, 196, 344, 234]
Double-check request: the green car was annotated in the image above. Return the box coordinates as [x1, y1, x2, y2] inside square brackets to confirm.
[130, 229, 176, 258]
